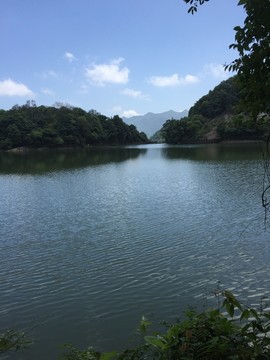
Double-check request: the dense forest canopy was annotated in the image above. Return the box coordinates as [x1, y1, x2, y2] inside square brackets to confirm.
[160, 0, 270, 144]
[161, 76, 270, 144]
[188, 77, 239, 119]
[0, 102, 148, 150]
[184, 0, 270, 116]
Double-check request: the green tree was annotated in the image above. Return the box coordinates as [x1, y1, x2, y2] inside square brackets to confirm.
[0, 105, 149, 149]
[189, 77, 240, 118]
[162, 118, 199, 144]
[183, 0, 270, 116]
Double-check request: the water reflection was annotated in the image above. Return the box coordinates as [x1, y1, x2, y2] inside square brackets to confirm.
[0, 142, 269, 360]
[0, 146, 147, 175]
[162, 143, 265, 161]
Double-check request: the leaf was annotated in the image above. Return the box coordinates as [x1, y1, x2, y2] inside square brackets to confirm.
[101, 351, 117, 360]
[262, 337, 270, 345]
[145, 336, 167, 350]
[210, 336, 219, 346]
[249, 309, 259, 320]
[240, 309, 250, 321]
[223, 290, 243, 311]
[225, 302, 235, 318]
[139, 316, 151, 333]
[241, 323, 251, 334]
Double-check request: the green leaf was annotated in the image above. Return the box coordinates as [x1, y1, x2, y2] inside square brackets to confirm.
[249, 309, 259, 320]
[101, 351, 117, 360]
[139, 316, 151, 333]
[234, 26, 243, 32]
[240, 309, 250, 321]
[241, 323, 251, 334]
[225, 302, 235, 318]
[224, 290, 243, 311]
[145, 336, 167, 350]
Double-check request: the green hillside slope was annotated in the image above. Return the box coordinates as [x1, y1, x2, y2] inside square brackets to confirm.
[162, 76, 270, 144]
[0, 104, 149, 150]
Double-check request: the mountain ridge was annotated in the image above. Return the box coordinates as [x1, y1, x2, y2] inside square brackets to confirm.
[123, 109, 188, 137]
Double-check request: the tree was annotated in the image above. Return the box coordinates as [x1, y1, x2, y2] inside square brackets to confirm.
[189, 77, 240, 118]
[183, 0, 270, 116]
[184, 0, 270, 216]
[0, 105, 149, 149]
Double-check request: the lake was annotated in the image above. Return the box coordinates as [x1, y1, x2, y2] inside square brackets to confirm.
[1, 143, 270, 359]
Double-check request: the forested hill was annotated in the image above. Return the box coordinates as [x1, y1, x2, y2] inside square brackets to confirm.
[162, 76, 270, 144]
[188, 76, 239, 119]
[0, 103, 149, 150]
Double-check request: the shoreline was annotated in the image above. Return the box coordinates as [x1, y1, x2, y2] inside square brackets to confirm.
[3, 139, 265, 153]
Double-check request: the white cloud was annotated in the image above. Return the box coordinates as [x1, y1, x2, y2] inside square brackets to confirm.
[148, 73, 199, 87]
[121, 88, 141, 98]
[0, 79, 34, 97]
[204, 64, 229, 79]
[64, 52, 77, 63]
[110, 106, 140, 118]
[122, 109, 140, 117]
[184, 75, 200, 84]
[121, 88, 149, 100]
[85, 58, 129, 86]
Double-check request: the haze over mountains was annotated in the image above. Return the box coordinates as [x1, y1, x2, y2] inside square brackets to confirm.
[124, 110, 188, 137]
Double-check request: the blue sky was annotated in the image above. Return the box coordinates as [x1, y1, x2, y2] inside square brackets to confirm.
[1, 0, 245, 117]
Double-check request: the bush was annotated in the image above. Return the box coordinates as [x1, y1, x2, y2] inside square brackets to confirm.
[3, 291, 270, 359]
[60, 291, 270, 360]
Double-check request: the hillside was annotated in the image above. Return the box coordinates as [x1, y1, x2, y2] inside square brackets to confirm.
[161, 76, 270, 144]
[0, 104, 149, 150]
[124, 110, 188, 137]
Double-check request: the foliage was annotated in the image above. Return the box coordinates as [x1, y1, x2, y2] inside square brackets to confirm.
[161, 76, 270, 144]
[161, 77, 241, 144]
[165, 0, 270, 144]
[161, 116, 204, 144]
[60, 291, 270, 360]
[150, 129, 165, 143]
[60, 344, 104, 360]
[188, 77, 240, 119]
[226, 0, 270, 116]
[217, 113, 269, 140]
[183, 0, 270, 117]
[0, 103, 149, 150]
[183, 0, 210, 14]
[0, 329, 32, 353]
[2, 292, 270, 359]
[183, 0, 270, 215]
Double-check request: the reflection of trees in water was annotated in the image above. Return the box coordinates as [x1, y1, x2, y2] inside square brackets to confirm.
[161, 143, 264, 162]
[262, 139, 270, 224]
[0, 147, 148, 175]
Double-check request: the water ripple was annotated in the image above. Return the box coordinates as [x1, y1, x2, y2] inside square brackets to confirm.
[0, 144, 269, 359]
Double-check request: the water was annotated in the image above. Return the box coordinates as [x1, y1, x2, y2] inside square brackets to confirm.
[0, 143, 269, 359]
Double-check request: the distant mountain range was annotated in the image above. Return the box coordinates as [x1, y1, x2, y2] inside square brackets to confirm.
[123, 110, 188, 137]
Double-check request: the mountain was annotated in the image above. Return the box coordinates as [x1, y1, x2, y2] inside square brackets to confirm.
[162, 76, 270, 144]
[123, 110, 188, 137]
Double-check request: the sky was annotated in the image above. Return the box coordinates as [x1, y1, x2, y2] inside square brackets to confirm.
[0, 0, 246, 117]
